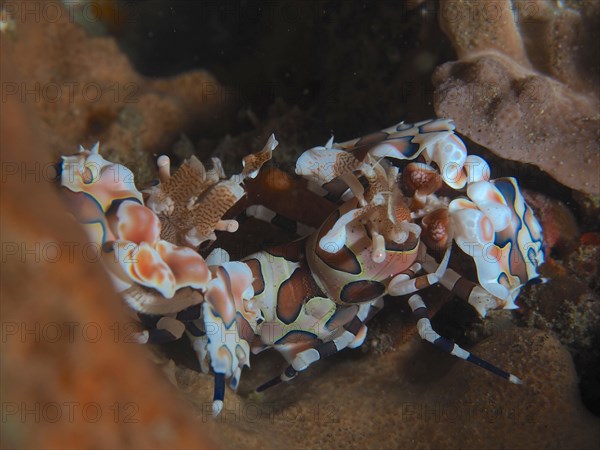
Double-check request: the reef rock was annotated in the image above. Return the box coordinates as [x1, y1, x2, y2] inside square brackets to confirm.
[433, 0, 599, 195]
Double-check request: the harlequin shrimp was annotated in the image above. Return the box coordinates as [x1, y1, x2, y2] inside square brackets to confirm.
[57, 118, 544, 416]
[58, 138, 275, 415]
[240, 118, 544, 394]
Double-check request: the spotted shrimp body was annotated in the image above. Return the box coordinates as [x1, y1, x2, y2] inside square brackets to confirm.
[58, 118, 544, 416]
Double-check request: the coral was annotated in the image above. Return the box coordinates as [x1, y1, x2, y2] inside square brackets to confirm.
[174, 326, 600, 449]
[433, 0, 600, 195]
[0, 43, 214, 448]
[4, 3, 229, 184]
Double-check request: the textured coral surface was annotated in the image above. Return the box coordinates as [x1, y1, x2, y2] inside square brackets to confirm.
[5, 6, 229, 185]
[1, 38, 214, 449]
[177, 326, 600, 449]
[2, 1, 599, 448]
[434, 0, 599, 195]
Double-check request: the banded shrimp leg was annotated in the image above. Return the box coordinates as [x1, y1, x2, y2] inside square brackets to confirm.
[256, 298, 384, 392]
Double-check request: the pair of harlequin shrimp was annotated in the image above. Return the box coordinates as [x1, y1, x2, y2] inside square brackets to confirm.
[58, 119, 544, 416]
